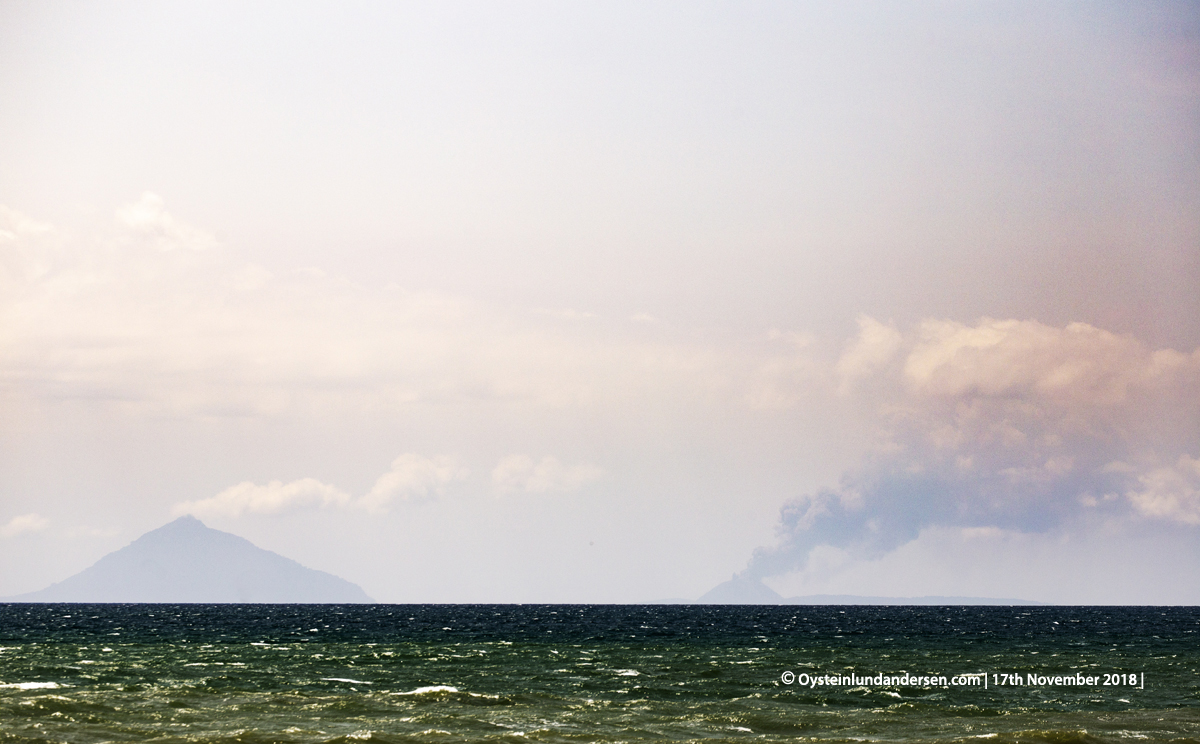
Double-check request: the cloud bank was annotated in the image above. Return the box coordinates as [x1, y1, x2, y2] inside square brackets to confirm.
[172, 451, 605, 520]
[173, 453, 473, 519]
[1, 513, 49, 538]
[0, 196, 801, 422]
[172, 479, 352, 520]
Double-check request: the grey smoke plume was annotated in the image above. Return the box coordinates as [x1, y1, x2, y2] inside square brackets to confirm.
[743, 317, 1200, 581]
[744, 446, 1132, 580]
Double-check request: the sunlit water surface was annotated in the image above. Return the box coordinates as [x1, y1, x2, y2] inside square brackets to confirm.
[1, 604, 1197, 743]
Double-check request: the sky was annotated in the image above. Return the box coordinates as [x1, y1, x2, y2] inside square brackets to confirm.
[1, 1, 1198, 603]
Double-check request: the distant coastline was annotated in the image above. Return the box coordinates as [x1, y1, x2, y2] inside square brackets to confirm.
[648, 594, 1045, 605]
[677, 574, 1047, 605]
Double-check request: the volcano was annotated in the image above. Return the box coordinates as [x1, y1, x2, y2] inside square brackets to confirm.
[9, 515, 372, 603]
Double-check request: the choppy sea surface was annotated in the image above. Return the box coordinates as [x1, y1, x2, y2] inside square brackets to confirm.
[1, 604, 1197, 743]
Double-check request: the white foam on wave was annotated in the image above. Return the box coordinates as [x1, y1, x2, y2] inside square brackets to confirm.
[395, 685, 459, 695]
[614, 669, 640, 676]
[0, 682, 63, 690]
[321, 678, 372, 685]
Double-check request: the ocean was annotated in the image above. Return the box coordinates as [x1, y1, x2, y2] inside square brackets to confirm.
[1, 604, 1196, 743]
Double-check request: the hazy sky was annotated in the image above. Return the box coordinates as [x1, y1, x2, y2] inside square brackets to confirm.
[2, 1, 1198, 603]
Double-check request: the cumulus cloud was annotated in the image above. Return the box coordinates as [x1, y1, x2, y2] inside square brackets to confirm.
[492, 455, 604, 494]
[172, 450, 598, 519]
[116, 192, 217, 252]
[359, 454, 469, 513]
[902, 318, 1190, 403]
[744, 316, 1200, 582]
[0, 206, 56, 289]
[1127, 455, 1200, 526]
[174, 478, 351, 519]
[0, 206, 52, 245]
[1, 513, 50, 538]
[173, 453, 468, 518]
[835, 315, 902, 393]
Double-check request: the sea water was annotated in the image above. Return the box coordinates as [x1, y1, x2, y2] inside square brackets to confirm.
[1, 604, 1196, 743]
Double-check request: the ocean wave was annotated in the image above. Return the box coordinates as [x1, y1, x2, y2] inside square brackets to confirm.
[388, 685, 511, 706]
[394, 685, 459, 695]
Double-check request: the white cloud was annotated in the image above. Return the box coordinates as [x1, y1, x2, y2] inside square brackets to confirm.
[172, 453, 467, 518]
[173, 478, 351, 519]
[116, 192, 217, 252]
[174, 451, 596, 519]
[492, 455, 603, 494]
[1, 513, 49, 538]
[0, 206, 52, 244]
[1128, 455, 1200, 526]
[902, 318, 1187, 404]
[0, 206, 57, 290]
[359, 453, 469, 513]
[836, 315, 902, 393]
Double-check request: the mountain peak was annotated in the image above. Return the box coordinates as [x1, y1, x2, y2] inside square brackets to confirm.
[9, 518, 373, 603]
[155, 514, 206, 533]
[698, 574, 783, 604]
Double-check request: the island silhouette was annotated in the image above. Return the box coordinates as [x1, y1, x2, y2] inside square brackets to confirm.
[695, 574, 1043, 605]
[8, 515, 373, 603]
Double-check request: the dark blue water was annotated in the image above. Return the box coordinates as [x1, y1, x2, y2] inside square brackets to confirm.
[2, 604, 1197, 743]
